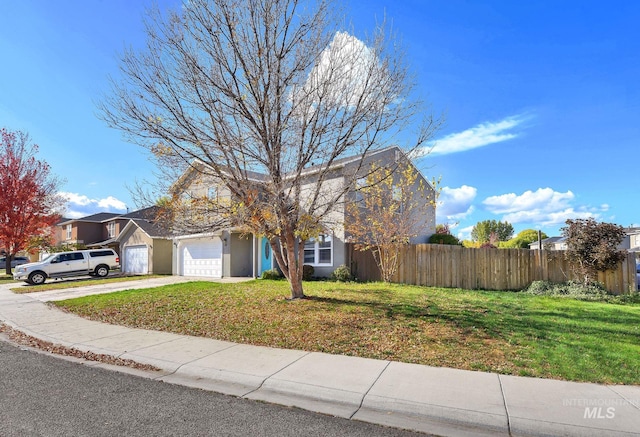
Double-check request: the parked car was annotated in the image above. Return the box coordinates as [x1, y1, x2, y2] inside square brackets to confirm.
[0, 256, 30, 269]
[13, 249, 120, 285]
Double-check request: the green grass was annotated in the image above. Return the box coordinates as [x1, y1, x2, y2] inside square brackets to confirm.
[54, 280, 640, 384]
[11, 274, 168, 293]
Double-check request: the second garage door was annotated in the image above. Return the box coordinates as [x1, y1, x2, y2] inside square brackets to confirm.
[181, 238, 222, 278]
[124, 245, 148, 274]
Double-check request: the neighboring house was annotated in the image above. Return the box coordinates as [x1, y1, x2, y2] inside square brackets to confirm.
[530, 228, 640, 255]
[55, 207, 172, 266]
[29, 216, 71, 262]
[51, 217, 72, 248]
[621, 227, 640, 256]
[115, 216, 173, 275]
[170, 146, 436, 279]
[58, 212, 122, 252]
[529, 237, 567, 251]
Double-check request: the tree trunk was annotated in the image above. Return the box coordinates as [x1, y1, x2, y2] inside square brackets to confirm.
[270, 228, 306, 300]
[284, 230, 305, 299]
[289, 273, 305, 299]
[5, 253, 13, 276]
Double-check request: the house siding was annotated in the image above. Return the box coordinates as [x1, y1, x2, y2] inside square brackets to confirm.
[120, 227, 151, 274]
[75, 225, 102, 245]
[119, 226, 173, 275]
[310, 236, 347, 278]
[171, 146, 436, 279]
[229, 233, 253, 277]
[342, 148, 437, 244]
[152, 239, 173, 274]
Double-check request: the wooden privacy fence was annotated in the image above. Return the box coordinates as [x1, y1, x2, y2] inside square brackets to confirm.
[347, 244, 638, 294]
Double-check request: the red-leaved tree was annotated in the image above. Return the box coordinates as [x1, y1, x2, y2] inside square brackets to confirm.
[0, 128, 64, 274]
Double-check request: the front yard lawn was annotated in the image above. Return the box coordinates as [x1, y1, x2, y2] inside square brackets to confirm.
[54, 280, 640, 385]
[12, 274, 167, 293]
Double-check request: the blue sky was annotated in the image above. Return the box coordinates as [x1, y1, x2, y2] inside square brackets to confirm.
[1, 0, 638, 239]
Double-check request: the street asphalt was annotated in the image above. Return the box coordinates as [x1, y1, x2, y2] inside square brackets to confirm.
[1, 277, 639, 436]
[0, 340, 422, 437]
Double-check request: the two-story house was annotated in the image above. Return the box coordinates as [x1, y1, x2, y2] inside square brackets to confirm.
[55, 207, 173, 274]
[57, 212, 122, 250]
[170, 146, 436, 279]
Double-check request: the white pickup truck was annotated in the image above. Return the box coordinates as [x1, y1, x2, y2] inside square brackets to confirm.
[13, 249, 120, 285]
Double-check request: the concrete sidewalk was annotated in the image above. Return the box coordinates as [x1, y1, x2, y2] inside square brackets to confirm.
[1, 278, 639, 436]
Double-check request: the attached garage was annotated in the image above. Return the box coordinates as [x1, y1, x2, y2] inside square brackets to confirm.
[180, 238, 223, 278]
[124, 245, 149, 274]
[115, 214, 174, 275]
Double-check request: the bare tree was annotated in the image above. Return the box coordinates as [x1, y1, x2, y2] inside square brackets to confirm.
[99, 0, 440, 298]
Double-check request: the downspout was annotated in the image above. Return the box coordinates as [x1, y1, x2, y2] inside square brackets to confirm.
[252, 234, 256, 278]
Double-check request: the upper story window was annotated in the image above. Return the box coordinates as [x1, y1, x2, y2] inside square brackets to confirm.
[354, 178, 367, 204]
[208, 187, 218, 201]
[304, 234, 333, 266]
[392, 185, 402, 201]
[107, 221, 116, 238]
[66, 224, 72, 240]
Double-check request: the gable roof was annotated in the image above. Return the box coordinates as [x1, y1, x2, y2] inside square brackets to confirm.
[120, 206, 160, 221]
[297, 146, 401, 178]
[58, 212, 120, 225]
[116, 217, 173, 241]
[529, 236, 566, 249]
[58, 207, 162, 226]
[172, 146, 427, 192]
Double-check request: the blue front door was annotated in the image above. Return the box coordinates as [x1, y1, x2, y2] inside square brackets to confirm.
[260, 238, 272, 275]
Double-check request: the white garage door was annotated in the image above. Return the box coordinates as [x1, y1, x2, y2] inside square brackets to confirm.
[124, 245, 148, 274]
[181, 238, 222, 278]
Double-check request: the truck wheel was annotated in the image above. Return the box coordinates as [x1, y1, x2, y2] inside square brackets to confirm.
[95, 265, 109, 278]
[28, 271, 47, 285]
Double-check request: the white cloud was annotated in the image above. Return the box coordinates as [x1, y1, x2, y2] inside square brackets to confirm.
[438, 185, 477, 221]
[59, 192, 128, 219]
[60, 192, 94, 206]
[483, 188, 574, 215]
[301, 31, 386, 109]
[97, 196, 127, 210]
[416, 114, 530, 157]
[481, 188, 606, 228]
[456, 225, 475, 241]
[502, 208, 599, 228]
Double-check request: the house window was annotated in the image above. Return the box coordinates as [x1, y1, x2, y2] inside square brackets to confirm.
[66, 224, 72, 240]
[391, 185, 406, 213]
[208, 187, 217, 200]
[392, 185, 402, 201]
[354, 178, 367, 204]
[107, 221, 116, 238]
[304, 235, 333, 266]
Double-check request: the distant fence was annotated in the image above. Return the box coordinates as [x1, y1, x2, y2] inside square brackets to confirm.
[346, 244, 638, 294]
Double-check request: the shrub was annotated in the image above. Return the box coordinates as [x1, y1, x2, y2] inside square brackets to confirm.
[428, 233, 461, 245]
[261, 269, 283, 280]
[562, 218, 627, 284]
[479, 242, 497, 249]
[330, 265, 353, 282]
[524, 280, 610, 301]
[302, 264, 314, 281]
